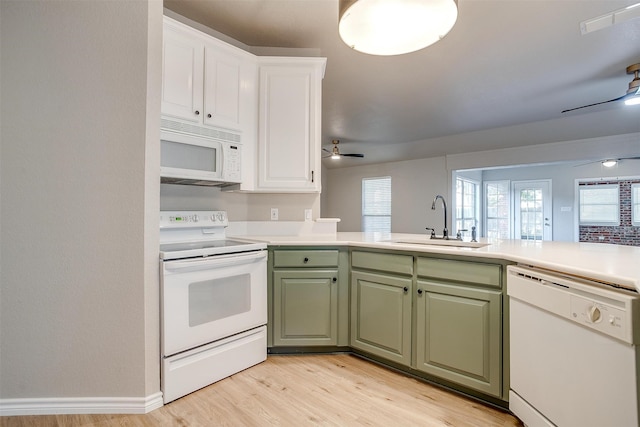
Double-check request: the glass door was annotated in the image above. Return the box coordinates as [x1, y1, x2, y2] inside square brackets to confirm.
[513, 180, 552, 241]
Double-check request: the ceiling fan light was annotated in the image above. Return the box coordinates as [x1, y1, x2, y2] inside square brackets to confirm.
[331, 145, 341, 159]
[602, 159, 618, 167]
[338, 0, 458, 56]
[624, 94, 640, 106]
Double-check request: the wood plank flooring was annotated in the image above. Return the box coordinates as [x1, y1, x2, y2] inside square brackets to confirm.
[1, 354, 523, 427]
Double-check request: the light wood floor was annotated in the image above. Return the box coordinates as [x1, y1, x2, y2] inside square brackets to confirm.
[1, 354, 523, 427]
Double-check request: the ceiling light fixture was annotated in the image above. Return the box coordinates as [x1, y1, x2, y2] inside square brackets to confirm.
[602, 159, 618, 167]
[338, 0, 458, 56]
[624, 88, 640, 106]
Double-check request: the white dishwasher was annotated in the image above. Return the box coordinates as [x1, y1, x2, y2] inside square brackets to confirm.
[507, 265, 640, 427]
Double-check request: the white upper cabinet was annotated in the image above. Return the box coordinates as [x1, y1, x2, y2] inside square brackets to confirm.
[161, 16, 326, 193]
[161, 22, 204, 124]
[161, 17, 254, 134]
[203, 46, 241, 130]
[255, 58, 326, 192]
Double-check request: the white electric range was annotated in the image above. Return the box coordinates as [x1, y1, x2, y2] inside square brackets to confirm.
[159, 211, 268, 404]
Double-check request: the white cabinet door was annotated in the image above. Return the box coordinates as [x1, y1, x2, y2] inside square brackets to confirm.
[161, 24, 204, 124]
[203, 44, 241, 131]
[257, 58, 326, 192]
[162, 17, 250, 136]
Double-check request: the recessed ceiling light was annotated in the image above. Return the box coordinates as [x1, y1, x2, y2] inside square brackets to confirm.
[602, 159, 618, 167]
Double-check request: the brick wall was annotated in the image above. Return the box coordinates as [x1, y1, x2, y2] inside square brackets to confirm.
[579, 179, 640, 246]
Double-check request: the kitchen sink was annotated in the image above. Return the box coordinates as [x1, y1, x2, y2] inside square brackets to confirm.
[388, 239, 490, 248]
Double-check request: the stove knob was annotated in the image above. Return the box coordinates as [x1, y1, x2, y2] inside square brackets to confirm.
[192, 214, 199, 222]
[588, 305, 601, 323]
[217, 212, 225, 221]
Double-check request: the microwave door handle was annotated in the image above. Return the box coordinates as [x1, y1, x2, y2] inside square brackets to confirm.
[163, 251, 266, 273]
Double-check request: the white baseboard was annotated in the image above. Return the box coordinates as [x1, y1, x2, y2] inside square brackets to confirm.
[0, 392, 164, 416]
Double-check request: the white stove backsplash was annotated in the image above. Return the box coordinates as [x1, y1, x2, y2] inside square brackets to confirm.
[227, 218, 340, 237]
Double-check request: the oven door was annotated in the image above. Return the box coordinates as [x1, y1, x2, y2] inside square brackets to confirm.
[161, 250, 267, 357]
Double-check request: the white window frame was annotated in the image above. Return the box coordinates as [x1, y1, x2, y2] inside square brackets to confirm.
[578, 183, 620, 226]
[362, 176, 391, 233]
[484, 180, 511, 239]
[632, 183, 640, 227]
[455, 177, 480, 236]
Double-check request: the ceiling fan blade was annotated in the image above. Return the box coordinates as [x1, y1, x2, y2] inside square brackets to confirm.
[322, 148, 331, 153]
[561, 94, 628, 113]
[341, 153, 365, 158]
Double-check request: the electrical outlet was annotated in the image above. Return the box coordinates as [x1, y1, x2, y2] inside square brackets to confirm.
[305, 209, 312, 221]
[271, 208, 279, 221]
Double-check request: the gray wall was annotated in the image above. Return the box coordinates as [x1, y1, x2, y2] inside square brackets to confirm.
[323, 157, 448, 233]
[1, 0, 162, 401]
[323, 133, 640, 238]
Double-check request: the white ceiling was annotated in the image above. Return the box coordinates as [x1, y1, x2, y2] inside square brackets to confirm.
[163, 0, 640, 168]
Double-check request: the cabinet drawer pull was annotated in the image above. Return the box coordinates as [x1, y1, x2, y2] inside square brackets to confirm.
[207, 113, 212, 118]
[417, 288, 423, 295]
[194, 110, 200, 115]
[333, 277, 337, 283]
[303, 257, 309, 263]
[403, 286, 408, 293]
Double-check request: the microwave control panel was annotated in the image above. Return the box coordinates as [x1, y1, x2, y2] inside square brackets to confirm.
[222, 144, 241, 182]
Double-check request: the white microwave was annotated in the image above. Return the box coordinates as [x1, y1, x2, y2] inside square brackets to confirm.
[160, 130, 242, 186]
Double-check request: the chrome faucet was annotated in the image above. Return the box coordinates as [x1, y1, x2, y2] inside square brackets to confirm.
[431, 195, 448, 239]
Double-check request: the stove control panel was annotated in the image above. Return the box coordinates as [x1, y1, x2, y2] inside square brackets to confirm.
[160, 211, 228, 228]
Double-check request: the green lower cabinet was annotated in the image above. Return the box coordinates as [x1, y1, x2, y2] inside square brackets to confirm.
[350, 270, 412, 366]
[415, 280, 502, 397]
[273, 269, 338, 346]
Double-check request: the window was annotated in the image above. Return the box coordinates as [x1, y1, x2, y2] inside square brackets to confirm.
[633, 184, 640, 227]
[455, 177, 479, 234]
[485, 180, 511, 239]
[579, 184, 619, 226]
[362, 177, 391, 232]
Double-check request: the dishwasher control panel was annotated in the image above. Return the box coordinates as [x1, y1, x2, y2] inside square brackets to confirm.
[508, 265, 639, 345]
[570, 294, 628, 342]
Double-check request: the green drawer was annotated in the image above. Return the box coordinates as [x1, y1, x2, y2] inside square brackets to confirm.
[417, 258, 501, 288]
[351, 251, 413, 276]
[273, 250, 339, 268]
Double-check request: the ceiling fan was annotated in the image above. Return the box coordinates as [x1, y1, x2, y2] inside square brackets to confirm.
[561, 63, 640, 113]
[322, 139, 364, 159]
[573, 156, 640, 167]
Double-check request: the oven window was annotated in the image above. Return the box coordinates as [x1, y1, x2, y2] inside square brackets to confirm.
[188, 274, 251, 327]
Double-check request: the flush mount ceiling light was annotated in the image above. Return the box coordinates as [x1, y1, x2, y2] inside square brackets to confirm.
[601, 159, 618, 167]
[338, 0, 458, 56]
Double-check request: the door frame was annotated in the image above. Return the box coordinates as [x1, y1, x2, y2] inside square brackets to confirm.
[513, 179, 552, 241]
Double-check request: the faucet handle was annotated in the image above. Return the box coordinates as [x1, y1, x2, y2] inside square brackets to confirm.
[425, 227, 436, 238]
[456, 229, 468, 240]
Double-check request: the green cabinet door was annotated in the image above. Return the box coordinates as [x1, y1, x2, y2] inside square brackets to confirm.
[415, 280, 502, 397]
[273, 269, 338, 346]
[351, 270, 412, 366]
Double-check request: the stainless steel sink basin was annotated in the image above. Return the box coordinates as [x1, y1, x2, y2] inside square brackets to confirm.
[388, 239, 490, 248]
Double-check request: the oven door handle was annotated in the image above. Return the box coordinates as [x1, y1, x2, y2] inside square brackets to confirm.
[163, 250, 267, 272]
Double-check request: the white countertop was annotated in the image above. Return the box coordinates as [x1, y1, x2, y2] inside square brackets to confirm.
[234, 232, 640, 292]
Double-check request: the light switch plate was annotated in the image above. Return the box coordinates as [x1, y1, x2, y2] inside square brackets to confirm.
[271, 208, 278, 221]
